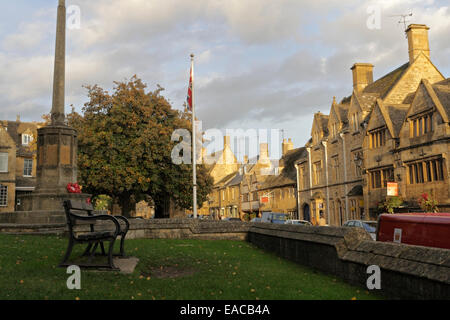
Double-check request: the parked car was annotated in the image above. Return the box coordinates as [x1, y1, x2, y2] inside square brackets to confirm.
[250, 217, 262, 223]
[261, 212, 289, 224]
[377, 213, 450, 249]
[343, 220, 377, 240]
[285, 219, 312, 226]
[223, 217, 242, 222]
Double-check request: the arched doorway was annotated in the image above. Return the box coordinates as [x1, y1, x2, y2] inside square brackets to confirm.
[302, 203, 310, 222]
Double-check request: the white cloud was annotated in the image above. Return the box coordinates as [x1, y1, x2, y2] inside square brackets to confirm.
[0, 0, 448, 147]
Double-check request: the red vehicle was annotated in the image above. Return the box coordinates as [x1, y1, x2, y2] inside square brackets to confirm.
[377, 213, 450, 250]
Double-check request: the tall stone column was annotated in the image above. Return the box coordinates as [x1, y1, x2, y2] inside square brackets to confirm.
[16, 0, 89, 217]
[51, 0, 66, 125]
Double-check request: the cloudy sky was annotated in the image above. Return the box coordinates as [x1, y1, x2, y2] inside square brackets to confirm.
[0, 0, 449, 153]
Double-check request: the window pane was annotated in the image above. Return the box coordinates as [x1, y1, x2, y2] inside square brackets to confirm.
[0, 153, 8, 172]
[426, 161, 432, 182]
[409, 165, 413, 184]
[418, 164, 423, 183]
[23, 159, 33, 176]
[432, 161, 438, 181]
[437, 159, 444, 181]
[0, 185, 7, 207]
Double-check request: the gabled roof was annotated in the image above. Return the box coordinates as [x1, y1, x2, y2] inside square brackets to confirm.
[226, 171, 244, 187]
[216, 171, 238, 188]
[385, 104, 410, 138]
[329, 99, 349, 125]
[363, 62, 410, 98]
[430, 79, 450, 122]
[311, 113, 329, 136]
[371, 100, 409, 139]
[259, 147, 307, 191]
[352, 91, 378, 113]
[406, 79, 449, 124]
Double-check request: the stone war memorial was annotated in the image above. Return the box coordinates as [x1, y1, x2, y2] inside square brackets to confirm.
[0, 0, 449, 311]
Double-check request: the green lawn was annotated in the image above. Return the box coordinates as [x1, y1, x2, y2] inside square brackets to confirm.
[0, 234, 383, 300]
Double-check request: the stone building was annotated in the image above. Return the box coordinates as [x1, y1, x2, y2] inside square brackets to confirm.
[296, 24, 449, 225]
[197, 135, 240, 217]
[257, 144, 305, 218]
[0, 119, 40, 213]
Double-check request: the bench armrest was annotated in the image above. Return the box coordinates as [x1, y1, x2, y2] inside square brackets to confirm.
[69, 213, 121, 237]
[114, 216, 130, 234]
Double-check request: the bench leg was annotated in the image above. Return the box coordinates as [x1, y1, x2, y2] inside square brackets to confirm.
[107, 239, 116, 269]
[100, 242, 106, 256]
[119, 234, 126, 257]
[59, 238, 75, 267]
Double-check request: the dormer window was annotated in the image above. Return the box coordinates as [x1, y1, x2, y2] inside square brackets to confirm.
[22, 134, 33, 146]
[369, 128, 386, 149]
[410, 113, 433, 138]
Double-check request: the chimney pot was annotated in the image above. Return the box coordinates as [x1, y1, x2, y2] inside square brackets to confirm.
[224, 136, 231, 147]
[351, 63, 374, 92]
[406, 24, 430, 63]
[282, 138, 294, 156]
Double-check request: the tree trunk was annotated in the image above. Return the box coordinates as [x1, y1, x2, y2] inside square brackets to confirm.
[119, 194, 133, 218]
[154, 195, 170, 219]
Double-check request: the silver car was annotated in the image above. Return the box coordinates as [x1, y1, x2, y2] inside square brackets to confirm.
[343, 220, 377, 240]
[285, 219, 313, 226]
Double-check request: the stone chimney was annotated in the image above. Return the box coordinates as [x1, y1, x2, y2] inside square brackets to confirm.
[258, 143, 270, 166]
[351, 63, 374, 92]
[282, 138, 294, 156]
[406, 24, 430, 63]
[16, 115, 21, 123]
[224, 135, 231, 148]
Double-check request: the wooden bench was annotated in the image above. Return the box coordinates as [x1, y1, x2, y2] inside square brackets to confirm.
[60, 199, 130, 270]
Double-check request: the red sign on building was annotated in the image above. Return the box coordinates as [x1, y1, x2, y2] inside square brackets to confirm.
[261, 196, 269, 203]
[387, 182, 399, 196]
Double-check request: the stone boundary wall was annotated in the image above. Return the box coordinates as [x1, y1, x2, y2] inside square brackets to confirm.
[248, 223, 450, 300]
[73, 219, 251, 241]
[1, 219, 449, 299]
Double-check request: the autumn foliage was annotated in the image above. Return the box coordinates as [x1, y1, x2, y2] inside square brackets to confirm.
[67, 76, 212, 217]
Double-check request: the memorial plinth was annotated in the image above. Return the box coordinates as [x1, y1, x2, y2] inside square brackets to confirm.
[16, 125, 90, 219]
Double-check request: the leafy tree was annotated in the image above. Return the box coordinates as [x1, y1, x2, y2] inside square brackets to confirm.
[67, 76, 213, 217]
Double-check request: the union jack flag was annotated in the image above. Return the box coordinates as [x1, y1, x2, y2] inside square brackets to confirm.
[187, 63, 193, 111]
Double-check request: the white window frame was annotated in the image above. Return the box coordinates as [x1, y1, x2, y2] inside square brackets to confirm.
[0, 153, 8, 173]
[23, 159, 33, 177]
[22, 134, 33, 146]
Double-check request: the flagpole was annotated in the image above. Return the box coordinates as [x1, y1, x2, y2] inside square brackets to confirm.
[191, 53, 198, 219]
